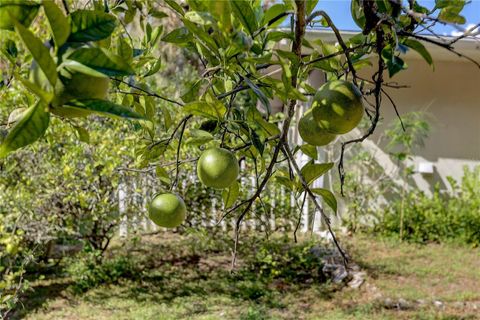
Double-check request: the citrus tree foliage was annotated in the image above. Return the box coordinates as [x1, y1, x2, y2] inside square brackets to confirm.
[0, 0, 477, 313]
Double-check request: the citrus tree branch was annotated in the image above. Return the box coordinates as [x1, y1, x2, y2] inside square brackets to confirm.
[229, 0, 307, 269]
[282, 143, 348, 265]
[338, 28, 386, 196]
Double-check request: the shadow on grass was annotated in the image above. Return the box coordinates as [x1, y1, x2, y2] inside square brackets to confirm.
[9, 279, 74, 320]
[13, 234, 341, 319]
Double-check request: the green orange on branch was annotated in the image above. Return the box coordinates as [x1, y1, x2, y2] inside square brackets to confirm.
[148, 193, 187, 228]
[311, 80, 364, 135]
[298, 109, 337, 146]
[197, 147, 239, 189]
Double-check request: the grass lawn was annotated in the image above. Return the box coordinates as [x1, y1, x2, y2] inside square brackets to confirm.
[11, 233, 480, 320]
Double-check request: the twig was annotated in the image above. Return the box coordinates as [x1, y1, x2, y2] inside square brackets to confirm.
[293, 192, 307, 243]
[283, 143, 348, 265]
[308, 10, 358, 82]
[171, 116, 189, 190]
[113, 79, 184, 107]
[61, 0, 70, 14]
[338, 28, 386, 196]
[230, 0, 307, 269]
[398, 31, 480, 69]
[381, 88, 405, 132]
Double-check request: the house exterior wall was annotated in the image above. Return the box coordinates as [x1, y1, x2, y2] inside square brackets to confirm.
[306, 57, 480, 193]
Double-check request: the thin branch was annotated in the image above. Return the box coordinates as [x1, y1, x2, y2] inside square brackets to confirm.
[230, 0, 307, 269]
[148, 115, 192, 150]
[338, 28, 386, 196]
[398, 31, 480, 69]
[308, 11, 358, 82]
[61, 0, 70, 14]
[283, 143, 348, 265]
[171, 116, 189, 190]
[293, 192, 307, 243]
[381, 88, 405, 132]
[113, 78, 184, 106]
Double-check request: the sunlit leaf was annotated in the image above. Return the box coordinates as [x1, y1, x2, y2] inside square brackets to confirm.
[63, 99, 145, 120]
[222, 181, 239, 208]
[231, 0, 258, 35]
[66, 47, 135, 76]
[68, 10, 117, 42]
[300, 162, 334, 185]
[0, 101, 50, 157]
[13, 20, 57, 86]
[311, 188, 337, 213]
[183, 101, 226, 120]
[43, 1, 70, 47]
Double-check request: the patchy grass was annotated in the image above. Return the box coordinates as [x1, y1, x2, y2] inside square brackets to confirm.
[11, 233, 480, 320]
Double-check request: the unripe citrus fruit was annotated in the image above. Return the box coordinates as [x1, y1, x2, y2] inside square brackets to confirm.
[148, 193, 186, 228]
[311, 80, 364, 134]
[298, 110, 337, 146]
[0, 0, 40, 30]
[197, 147, 239, 189]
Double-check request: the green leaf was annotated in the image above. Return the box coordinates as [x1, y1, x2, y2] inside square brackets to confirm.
[182, 18, 219, 54]
[231, 0, 258, 35]
[300, 144, 317, 160]
[300, 162, 334, 185]
[185, 11, 214, 25]
[183, 101, 226, 120]
[276, 176, 294, 191]
[222, 181, 239, 208]
[162, 27, 192, 44]
[403, 39, 433, 67]
[185, 129, 213, 146]
[149, 9, 169, 19]
[0, 101, 50, 157]
[382, 46, 407, 78]
[0, 1, 39, 30]
[73, 125, 90, 143]
[306, 0, 319, 15]
[164, 0, 185, 15]
[13, 20, 57, 87]
[60, 60, 110, 78]
[311, 188, 337, 213]
[262, 4, 288, 27]
[14, 73, 54, 103]
[63, 99, 145, 120]
[43, 1, 70, 47]
[117, 37, 133, 64]
[156, 167, 171, 186]
[68, 10, 117, 42]
[181, 79, 204, 103]
[66, 47, 135, 76]
[144, 58, 162, 77]
[242, 76, 271, 115]
[246, 107, 280, 138]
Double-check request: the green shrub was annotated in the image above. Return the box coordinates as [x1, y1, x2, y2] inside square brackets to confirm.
[376, 167, 480, 245]
[244, 237, 325, 283]
[66, 252, 141, 293]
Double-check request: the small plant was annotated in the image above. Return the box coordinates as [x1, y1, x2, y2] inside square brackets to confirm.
[66, 251, 141, 293]
[376, 166, 480, 246]
[244, 237, 326, 283]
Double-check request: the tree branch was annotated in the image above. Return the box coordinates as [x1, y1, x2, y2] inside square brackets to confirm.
[229, 0, 307, 269]
[283, 143, 348, 265]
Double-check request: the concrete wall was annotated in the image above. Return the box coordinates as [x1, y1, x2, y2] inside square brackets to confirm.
[306, 56, 480, 193]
